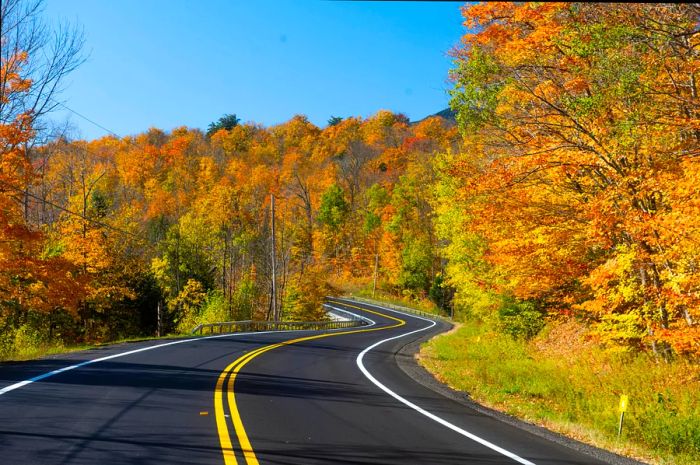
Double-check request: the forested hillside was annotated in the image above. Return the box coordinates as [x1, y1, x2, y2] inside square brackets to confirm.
[2, 108, 459, 354]
[1, 1, 699, 367]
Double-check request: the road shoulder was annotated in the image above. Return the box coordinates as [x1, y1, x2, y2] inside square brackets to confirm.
[393, 320, 650, 465]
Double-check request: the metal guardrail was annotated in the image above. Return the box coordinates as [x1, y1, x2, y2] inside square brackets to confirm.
[191, 318, 366, 335]
[333, 296, 452, 321]
[192, 296, 449, 335]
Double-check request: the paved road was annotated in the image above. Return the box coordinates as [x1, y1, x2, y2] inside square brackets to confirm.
[0, 298, 614, 465]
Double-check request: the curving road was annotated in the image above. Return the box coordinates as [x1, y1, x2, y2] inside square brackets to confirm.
[0, 298, 626, 465]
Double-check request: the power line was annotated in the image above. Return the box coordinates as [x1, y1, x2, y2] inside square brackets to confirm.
[20, 100, 159, 246]
[54, 100, 122, 138]
[39, 102, 184, 248]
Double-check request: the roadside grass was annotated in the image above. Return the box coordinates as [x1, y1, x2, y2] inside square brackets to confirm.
[0, 334, 187, 363]
[419, 319, 700, 465]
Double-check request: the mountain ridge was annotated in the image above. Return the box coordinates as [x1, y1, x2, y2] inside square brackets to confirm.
[413, 107, 457, 125]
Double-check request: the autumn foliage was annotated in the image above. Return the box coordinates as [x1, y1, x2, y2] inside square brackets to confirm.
[444, 3, 700, 357]
[3, 2, 700, 361]
[1, 96, 458, 353]
[0, 49, 86, 352]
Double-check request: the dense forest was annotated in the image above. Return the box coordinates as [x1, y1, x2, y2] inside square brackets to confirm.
[6, 109, 458, 348]
[1, 2, 699, 361]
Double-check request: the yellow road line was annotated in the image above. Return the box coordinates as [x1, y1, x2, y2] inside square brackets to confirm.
[215, 362, 239, 465]
[214, 301, 406, 465]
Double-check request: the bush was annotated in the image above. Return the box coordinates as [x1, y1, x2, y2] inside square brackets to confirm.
[13, 324, 44, 356]
[172, 279, 207, 333]
[198, 291, 228, 325]
[593, 313, 646, 349]
[398, 236, 432, 295]
[429, 273, 454, 313]
[0, 310, 68, 360]
[231, 276, 256, 321]
[282, 269, 330, 321]
[498, 298, 546, 340]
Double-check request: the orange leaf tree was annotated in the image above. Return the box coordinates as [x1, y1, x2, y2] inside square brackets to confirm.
[448, 2, 700, 355]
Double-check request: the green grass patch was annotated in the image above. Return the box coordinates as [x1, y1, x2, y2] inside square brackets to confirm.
[420, 320, 700, 465]
[0, 334, 187, 362]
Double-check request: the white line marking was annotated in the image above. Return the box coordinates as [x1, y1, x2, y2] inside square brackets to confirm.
[327, 312, 351, 322]
[0, 330, 304, 397]
[323, 304, 376, 327]
[343, 300, 537, 465]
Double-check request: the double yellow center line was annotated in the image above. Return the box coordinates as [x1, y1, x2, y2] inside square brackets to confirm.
[214, 301, 405, 465]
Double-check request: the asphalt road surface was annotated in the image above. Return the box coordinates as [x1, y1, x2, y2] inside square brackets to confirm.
[0, 298, 619, 465]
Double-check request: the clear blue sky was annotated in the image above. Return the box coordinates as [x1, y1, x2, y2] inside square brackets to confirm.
[45, 0, 467, 140]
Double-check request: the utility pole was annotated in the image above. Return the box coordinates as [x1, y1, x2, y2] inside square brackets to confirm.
[270, 194, 278, 322]
[372, 240, 379, 298]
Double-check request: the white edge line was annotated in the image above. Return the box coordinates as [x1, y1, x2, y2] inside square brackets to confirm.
[339, 299, 537, 465]
[0, 308, 376, 398]
[0, 329, 309, 397]
[3, 298, 536, 465]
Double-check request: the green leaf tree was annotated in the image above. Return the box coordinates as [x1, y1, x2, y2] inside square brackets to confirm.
[207, 114, 241, 137]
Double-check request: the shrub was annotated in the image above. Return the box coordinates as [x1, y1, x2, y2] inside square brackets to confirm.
[429, 273, 454, 313]
[498, 298, 546, 340]
[593, 313, 646, 349]
[282, 268, 330, 321]
[172, 279, 207, 333]
[13, 324, 44, 356]
[198, 291, 228, 325]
